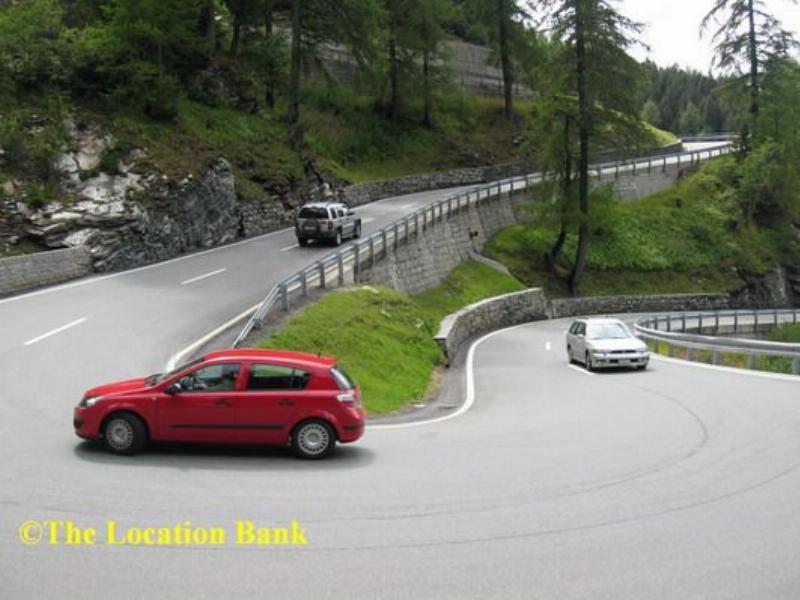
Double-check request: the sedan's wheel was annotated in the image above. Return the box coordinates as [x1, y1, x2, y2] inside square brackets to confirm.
[104, 413, 147, 455]
[292, 420, 335, 460]
[567, 345, 574, 364]
[353, 222, 362, 239]
[585, 352, 594, 372]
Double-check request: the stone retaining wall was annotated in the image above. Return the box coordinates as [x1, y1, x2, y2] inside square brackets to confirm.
[0, 247, 91, 296]
[355, 189, 521, 294]
[549, 293, 731, 319]
[434, 288, 548, 363]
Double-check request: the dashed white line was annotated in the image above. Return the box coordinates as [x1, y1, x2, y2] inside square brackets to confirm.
[361, 217, 375, 224]
[545, 341, 552, 352]
[24, 317, 87, 346]
[180, 268, 228, 286]
[400, 203, 415, 210]
[281, 244, 300, 252]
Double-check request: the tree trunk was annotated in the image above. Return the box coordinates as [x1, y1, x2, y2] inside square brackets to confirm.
[569, 8, 590, 295]
[229, 0, 243, 56]
[547, 115, 572, 271]
[265, 1, 275, 109]
[288, 0, 303, 144]
[389, 33, 400, 121]
[746, 0, 759, 148]
[422, 48, 432, 127]
[498, 0, 513, 120]
[201, 0, 216, 57]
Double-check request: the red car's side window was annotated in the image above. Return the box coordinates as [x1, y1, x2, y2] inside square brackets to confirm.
[179, 363, 241, 393]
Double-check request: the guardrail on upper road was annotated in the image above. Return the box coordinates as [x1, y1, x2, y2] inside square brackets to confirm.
[232, 144, 733, 348]
[635, 308, 800, 374]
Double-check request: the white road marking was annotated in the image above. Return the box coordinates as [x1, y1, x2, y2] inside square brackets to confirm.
[361, 217, 375, 224]
[400, 203, 415, 210]
[568, 364, 595, 376]
[370, 322, 535, 430]
[545, 341, 551, 352]
[281, 244, 300, 252]
[165, 304, 261, 371]
[652, 353, 800, 382]
[180, 268, 227, 286]
[24, 317, 87, 346]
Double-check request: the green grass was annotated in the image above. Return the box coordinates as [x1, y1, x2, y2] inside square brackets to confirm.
[260, 261, 525, 414]
[485, 158, 794, 297]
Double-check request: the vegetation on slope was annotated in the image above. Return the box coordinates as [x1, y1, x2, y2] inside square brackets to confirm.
[486, 157, 800, 297]
[261, 261, 524, 414]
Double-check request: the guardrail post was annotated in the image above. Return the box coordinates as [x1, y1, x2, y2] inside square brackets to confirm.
[662, 156, 667, 172]
[318, 261, 326, 290]
[733, 312, 738, 333]
[666, 316, 671, 332]
[300, 270, 308, 298]
[596, 167, 602, 180]
[393, 223, 399, 252]
[686, 347, 694, 362]
[754, 310, 758, 331]
[447, 197, 452, 217]
[667, 343, 674, 358]
[414, 212, 419, 236]
[774, 309, 778, 327]
[794, 308, 798, 324]
[714, 312, 719, 334]
[381, 229, 387, 258]
[369, 237, 375, 267]
[712, 351, 722, 365]
[681, 313, 686, 331]
[353, 244, 361, 283]
[677, 154, 681, 169]
[615, 164, 619, 178]
[337, 252, 344, 286]
[747, 353, 755, 369]
[794, 356, 800, 375]
[280, 283, 288, 311]
[632, 161, 637, 176]
[648, 158, 652, 173]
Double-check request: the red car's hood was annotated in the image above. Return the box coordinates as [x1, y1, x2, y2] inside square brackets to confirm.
[83, 377, 151, 399]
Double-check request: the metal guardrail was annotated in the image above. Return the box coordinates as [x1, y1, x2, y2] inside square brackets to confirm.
[232, 144, 733, 347]
[635, 309, 800, 374]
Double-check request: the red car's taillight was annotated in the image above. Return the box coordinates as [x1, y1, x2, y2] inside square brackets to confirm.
[337, 390, 361, 407]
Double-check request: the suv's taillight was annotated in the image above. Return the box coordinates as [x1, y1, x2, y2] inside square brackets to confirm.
[327, 220, 334, 230]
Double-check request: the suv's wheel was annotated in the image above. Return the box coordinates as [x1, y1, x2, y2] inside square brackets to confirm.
[353, 222, 362, 239]
[332, 230, 343, 246]
[292, 420, 335, 459]
[104, 413, 147, 455]
[297, 237, 308, 247]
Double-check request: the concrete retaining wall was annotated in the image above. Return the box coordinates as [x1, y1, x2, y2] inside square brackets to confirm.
[434, 288, 548, 363]
[0, 247, 91, 296]
[549, 293, 731, 319]
[355, 190, 520, 294]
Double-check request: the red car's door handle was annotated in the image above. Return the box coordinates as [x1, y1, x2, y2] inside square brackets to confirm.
[214, 399, 232, 407]
[278, 399, 295, 406]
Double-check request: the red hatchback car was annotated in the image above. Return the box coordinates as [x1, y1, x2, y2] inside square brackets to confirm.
[74, 349, 365, 459]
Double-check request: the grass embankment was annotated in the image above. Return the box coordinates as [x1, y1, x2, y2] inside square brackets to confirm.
[486, 158, 792, 297]
[260, 261, 525, 414]
[650, 323, 800, 375]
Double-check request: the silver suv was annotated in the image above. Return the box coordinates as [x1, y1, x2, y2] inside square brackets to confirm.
[295, 202, 362, 246]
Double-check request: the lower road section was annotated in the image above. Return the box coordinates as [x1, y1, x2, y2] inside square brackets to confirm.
[2, 317, 799, 599]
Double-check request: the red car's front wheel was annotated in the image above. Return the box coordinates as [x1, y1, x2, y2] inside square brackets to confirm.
[104, 413, 147, 455]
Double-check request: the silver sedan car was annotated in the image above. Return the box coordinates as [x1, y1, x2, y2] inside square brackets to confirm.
[565, 318, 649, 371]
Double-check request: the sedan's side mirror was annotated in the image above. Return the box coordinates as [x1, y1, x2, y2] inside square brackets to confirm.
[165, 382, 182, 395]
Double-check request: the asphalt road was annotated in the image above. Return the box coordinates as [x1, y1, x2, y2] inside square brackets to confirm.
[6, 142, 788, 599]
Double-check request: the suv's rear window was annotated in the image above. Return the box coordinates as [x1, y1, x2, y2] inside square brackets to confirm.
[299, 207, 329, 219]
[330, 366, 356, 390]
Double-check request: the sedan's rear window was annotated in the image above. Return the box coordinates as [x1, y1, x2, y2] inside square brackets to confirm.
[330, 366, 356, 390]
[299, 207, 329, 219]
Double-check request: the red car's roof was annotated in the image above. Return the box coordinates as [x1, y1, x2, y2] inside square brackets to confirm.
[203, 348, 337, 368]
